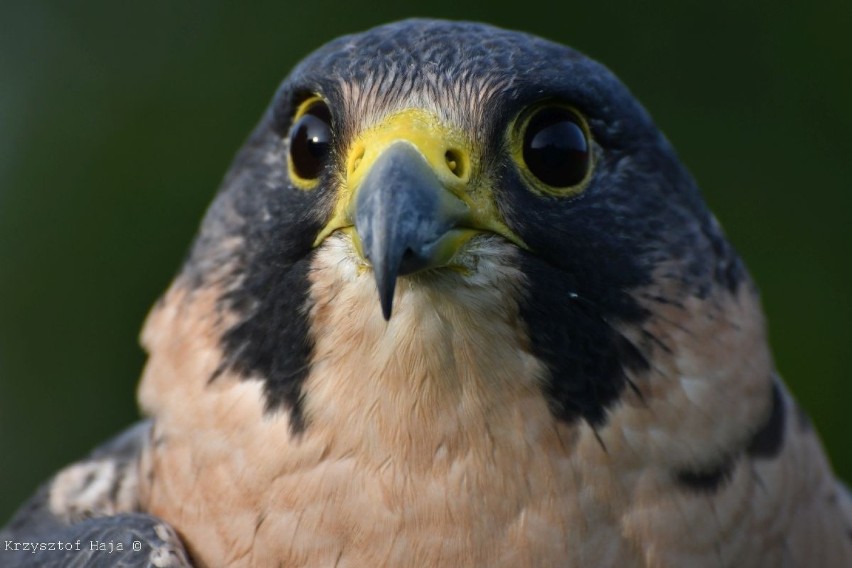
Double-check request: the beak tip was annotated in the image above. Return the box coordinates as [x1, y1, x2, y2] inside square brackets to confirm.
[380, 297, 393, 321]
[378, 277, 395, 321]
[372, 257, 396, 321]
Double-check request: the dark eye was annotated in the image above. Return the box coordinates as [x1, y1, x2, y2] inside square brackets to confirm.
[289, 101, 332, 179]
[522, 107, 590, 188]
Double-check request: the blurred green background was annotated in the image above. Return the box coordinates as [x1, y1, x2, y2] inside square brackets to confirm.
[1, 1, 850, 523]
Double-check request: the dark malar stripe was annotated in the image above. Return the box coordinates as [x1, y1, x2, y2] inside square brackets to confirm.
[189, 110, 331, 435]
[517, 254, 651, 427]
[217, 252, 317, 434]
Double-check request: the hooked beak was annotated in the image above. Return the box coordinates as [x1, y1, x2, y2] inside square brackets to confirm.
[312, 108, 526, 320]
[355, 142, 470, 319]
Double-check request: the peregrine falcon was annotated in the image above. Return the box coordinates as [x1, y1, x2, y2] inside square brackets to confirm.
[3, 19, 851, 568]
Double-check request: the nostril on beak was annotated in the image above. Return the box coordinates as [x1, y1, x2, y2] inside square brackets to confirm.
[444, 149, 464, 178]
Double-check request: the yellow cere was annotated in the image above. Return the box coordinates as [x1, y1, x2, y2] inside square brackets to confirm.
[313, 107, 528, 254]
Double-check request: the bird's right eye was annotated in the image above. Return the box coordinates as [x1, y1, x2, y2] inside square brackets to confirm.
[289, 99, 333, 182]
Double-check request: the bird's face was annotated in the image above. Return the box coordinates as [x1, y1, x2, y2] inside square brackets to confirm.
[131, 23, 795, 565]
[164, 20, 747, 435]
[305, 102, 528, 320]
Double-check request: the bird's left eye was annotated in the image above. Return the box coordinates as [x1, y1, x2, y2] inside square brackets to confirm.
[519, 106, 591, 192]
[289, 100, 333, 181]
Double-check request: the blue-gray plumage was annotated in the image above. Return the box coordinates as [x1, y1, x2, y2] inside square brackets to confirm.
[3, 18, 851, 567]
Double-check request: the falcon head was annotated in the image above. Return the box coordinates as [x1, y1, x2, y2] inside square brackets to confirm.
[147, 19, 751, 438]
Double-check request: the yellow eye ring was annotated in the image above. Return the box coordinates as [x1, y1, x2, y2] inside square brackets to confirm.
[287, 96, 333, 190]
